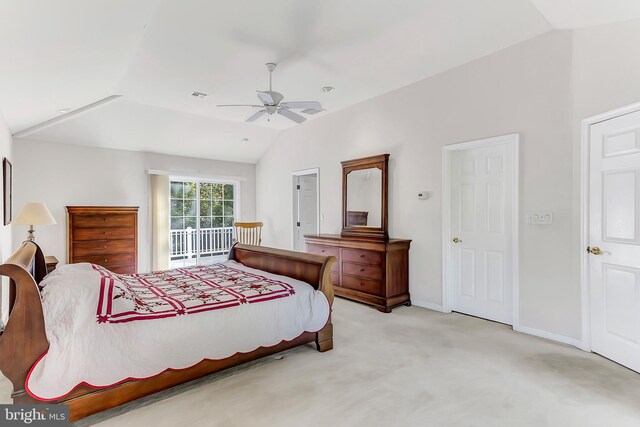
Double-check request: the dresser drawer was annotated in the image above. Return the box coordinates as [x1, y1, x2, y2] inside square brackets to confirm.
[73, 227, 136, 241]
[73, 214, 136, 229]
[342, 248, 383, 266]
[343, 262, 383, 281]
[307, 244, 340, 260]
[330, 272, 341, 287]
[307, 244, 340, 273]
[342, 275, 383, 295]
[73, 252, 135, 268]
[109, 264, 137, 275]
[73, 239, 135, 257]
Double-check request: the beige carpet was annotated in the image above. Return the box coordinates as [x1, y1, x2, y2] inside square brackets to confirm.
[2, 298, 640, 426]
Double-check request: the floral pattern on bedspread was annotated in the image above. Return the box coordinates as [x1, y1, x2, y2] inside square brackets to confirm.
[94, 264, 296, 324]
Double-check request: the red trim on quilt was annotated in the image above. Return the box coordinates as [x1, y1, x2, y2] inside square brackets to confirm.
[24, 317, 330, 402]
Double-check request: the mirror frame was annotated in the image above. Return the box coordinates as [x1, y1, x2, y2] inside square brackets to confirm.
[341, 154, 389, 240]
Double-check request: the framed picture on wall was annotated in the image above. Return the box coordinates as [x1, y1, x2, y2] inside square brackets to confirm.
[3, 158, 12, 226]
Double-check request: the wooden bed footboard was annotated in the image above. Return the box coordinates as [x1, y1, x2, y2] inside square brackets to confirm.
[0, 241, 49, 404]
[0, 241, 335, 421]
[228, 243, 335, 351]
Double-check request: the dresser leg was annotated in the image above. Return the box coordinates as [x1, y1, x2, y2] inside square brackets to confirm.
[405, 301, 412, 307]
[377, 307, 392, 313]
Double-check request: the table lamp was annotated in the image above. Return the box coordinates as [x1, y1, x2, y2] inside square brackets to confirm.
[13, 202, 57, 241]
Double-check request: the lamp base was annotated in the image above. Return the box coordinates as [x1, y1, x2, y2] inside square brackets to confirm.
[26, 225, 35, 242]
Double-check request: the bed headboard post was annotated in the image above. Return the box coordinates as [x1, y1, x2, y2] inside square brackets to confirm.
[0, 241, 49, 401]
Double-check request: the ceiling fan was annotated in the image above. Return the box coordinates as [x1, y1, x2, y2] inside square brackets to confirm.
[217, 63, 323, 124]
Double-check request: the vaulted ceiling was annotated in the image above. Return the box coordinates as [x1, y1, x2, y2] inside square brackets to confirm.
[1, 0, 639, 162]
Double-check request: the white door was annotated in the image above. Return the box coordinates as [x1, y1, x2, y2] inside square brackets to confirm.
[589, 110, 640, 373]
[449, 140, 516, 324]
[293, 174, 318, 251]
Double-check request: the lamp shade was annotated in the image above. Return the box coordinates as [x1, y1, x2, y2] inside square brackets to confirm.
[14, 202, 57, 225]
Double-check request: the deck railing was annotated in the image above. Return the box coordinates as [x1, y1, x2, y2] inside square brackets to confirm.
[170, 226, 234, 259]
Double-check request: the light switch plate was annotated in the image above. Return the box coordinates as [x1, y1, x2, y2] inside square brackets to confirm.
[527, 212, 553, 225]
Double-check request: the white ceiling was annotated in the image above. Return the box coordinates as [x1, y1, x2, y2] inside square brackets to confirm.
[0, 1, 638, 162]
[24, 99, 281, 163]
[0, 0, 160, 132]
[530, 0, 640, 29]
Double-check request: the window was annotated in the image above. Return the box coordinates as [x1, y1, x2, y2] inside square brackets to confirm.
[169, 180, 237, 268]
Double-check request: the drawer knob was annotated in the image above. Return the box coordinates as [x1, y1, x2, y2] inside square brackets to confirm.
[321, 249, 325, 253]
[360, 268, 365, 272]
[360, 254, 365, 258]
[105, 259, 108, 262]
[104, 245, 107, 249]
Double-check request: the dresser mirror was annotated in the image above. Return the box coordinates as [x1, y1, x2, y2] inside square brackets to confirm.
[341, 154, 389, 240]
[346, 168, 382, 227]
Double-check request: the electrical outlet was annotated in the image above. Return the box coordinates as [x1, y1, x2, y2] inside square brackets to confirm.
[527, 212, 553, 225]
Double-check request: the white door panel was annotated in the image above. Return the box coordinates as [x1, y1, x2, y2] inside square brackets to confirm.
[589, 111, 640, 372]
[449, 142, 515, 324]
[293, 174, 318, 251]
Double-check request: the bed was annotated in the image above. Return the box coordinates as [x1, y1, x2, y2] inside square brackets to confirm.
[0, 241, 335, 421]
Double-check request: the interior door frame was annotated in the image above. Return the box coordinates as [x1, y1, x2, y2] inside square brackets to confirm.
[580, 101, 640, 353]
[442, 133, 520, 326]
[291, 168, 320, 251]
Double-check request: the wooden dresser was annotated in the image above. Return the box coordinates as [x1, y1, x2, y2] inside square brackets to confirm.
[67, 206, 139, 274]
[305, 234, 411, 313]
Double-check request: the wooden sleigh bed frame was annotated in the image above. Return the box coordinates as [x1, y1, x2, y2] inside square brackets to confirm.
[0, 241, 335, 421]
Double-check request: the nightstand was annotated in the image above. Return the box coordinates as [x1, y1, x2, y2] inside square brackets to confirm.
[45, 256, 59, 274]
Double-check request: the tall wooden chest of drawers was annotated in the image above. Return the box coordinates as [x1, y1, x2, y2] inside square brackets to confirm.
[305, 234, 411, 313]
[67, 206, 139, 274]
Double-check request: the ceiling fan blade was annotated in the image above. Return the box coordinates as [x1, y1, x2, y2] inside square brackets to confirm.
[256, 91, 275, 105]
[277, 108, 306, 124]
[280, 101, 322, 110]
[301, 108, 324, 115]
[246, 109, 267, 122]
[257, 91, 284, 106]
[217, 104, 263, 107]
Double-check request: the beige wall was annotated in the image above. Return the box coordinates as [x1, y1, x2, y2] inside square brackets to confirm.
[257, 30, 579, 339]
[0, 112, 12, 325]
[13, 139, 256, 273]
[572, 19, 640, 122]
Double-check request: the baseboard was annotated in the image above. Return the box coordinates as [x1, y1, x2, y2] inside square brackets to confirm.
[411, 299, 445, 313]
[513, 324, 587, 351]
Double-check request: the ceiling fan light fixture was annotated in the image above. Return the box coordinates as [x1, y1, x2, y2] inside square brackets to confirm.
[321, 86, 335, 93]
[241, 138, 249, 144]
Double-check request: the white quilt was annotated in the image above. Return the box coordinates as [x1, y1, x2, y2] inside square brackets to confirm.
[26, 261, 330, 400]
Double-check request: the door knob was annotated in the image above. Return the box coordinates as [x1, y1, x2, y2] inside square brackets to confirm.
[587, 246, 602, 256]
[452, 237, 462, 244]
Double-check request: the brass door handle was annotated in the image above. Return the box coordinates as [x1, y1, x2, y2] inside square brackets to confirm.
[587, 246, 602, 256]
[452, 237, 462, 244]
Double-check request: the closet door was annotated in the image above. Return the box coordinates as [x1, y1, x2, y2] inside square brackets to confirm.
[448, 138, 516, 325]
[589, 110, 640, 373]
